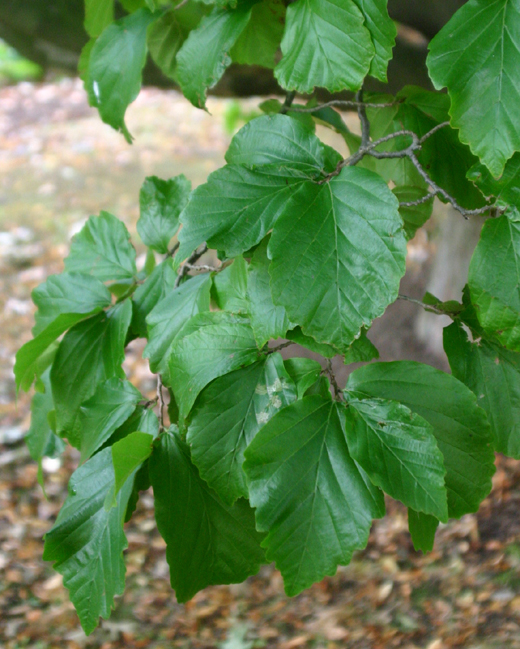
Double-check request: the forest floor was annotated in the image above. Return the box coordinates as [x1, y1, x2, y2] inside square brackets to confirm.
[2, 79, 520, 649]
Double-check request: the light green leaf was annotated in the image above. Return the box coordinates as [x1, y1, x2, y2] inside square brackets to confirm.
[131, 258, 177, 338]
[137, 175, 191, 253]
[345, 397, 448, 521]
[244, 396, 384, 596]
[268, 166, 407, 352]
[408, 509, 438, 554]
[427, 0, 520, 177]
[65, 212, 137, 282]
[85, 0, 114, 37]
[176, 0, 257, 109]
[345, 361, 495, 518]
[79, 378, 142, 462]
[283, 357, 322, 399]
[112, 432, 154, 496]
[169, 312, 259, 420]
[392, 186, 434, 240]
[144, 273, 212, 377]
[43, 448, 134, 635]
[212, 256, 249, 314]
[247, 238, 291, 347]
[468, 208, 520, 351]
[51, 301, 132, 447]
[343, 329, 379, 365]
[187, 352, 297, 504]
[274, 0, 374, 93]
[444, 322, 520, 458]
[230, 0, 285, 69]
[85, 8, 157, 142]
[350, 0, 396, 82]
[150, 430, 265, 602]
[15, 333, 59, 393]
[468, 153, 520, 208]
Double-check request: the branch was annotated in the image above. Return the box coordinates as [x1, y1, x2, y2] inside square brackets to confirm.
[174, 244, 208, 288]
[356, 89, 371, 149]
[279, 91, 296, 115]
[266, 341, 296, 354]
[324, 359, 344, 402]
[157, 376, 165, 431]
[289, 99, 398, 113]
[398, 294, 448, 316]
[185, 263, 219, 272]
[399, 192, 435, 208]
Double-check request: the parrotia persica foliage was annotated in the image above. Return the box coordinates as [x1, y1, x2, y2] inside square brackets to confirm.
[15, 0, 520, 634]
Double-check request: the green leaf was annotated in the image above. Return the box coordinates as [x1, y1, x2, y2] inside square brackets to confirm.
[64, 212, 137, 282]
[144, 273, 212, 377]
[148, 4, 208, 80]
[25, 369, 65, 488]
[187, 352, 297, 504]
[112, 432, 154, 496]
[444, 322, 520, 458]
[230, 0, 285, 69]
[283, 357, 322, 399]
[350, 0, 396, 82]
[427, 0, 520, 177]
[85, 8, 157, 142]
[274, 0, 374, 94]
[15, 335, 59, 393]
[169, 312, 259, 420]
[247, 238, 291, 346]
[106, 406, 160, 447]
[244, 396, 384, 596]
[468, 153, 520, 208]
[43, 448, 134, 635]
[131, 258, 177, 338]
[343, 329, 379, 365]
[85, 0, 114, 37]
[212, 256, 249, 314]
[345, 361, 495, 518]
[468, 208, 520, 351]
[79, 378, 142, 462]
[408, 509, 438, 554]
[392, 186, 434, 240]
[344, 397, 448, 521]
[176, 0, 257, 109]
[137, 175, 191, 253]
[285, 327, 337, 358]
[51, 301, 132, 447]
[268, 166, 407, 352]
[150, 430, 265, 602]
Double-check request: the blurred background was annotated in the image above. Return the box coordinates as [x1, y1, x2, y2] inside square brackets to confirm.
[2, 2, 520, 648]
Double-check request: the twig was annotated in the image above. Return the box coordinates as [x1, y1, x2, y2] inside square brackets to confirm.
[356, 89, 371, 148]
[267, 341, 296, 354]
[419, 121, 450, 144]
[399, 192, 435, 208]
[157, 376, 165, 431]
[398, 294, 447, 315]
[324, 359, 344, 401]
[289, 99, 397, 113]
[280, 91, 296, 115]
[174, 0, 189, 9]
[167, 242, 180, 258]
[185, 263, 219, 272]
[174, 244, 208, 288]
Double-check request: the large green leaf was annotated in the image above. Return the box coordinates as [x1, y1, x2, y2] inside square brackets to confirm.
[43, 448, 134, 635]
[131, 258, 177, 338]
[274, 0, 374, 93]
[468, 208, 520, 351]
[187, 352, 297, 504]
[176, 0, 257, 109]
[268, 166, 407, 352]
[283, 357, 322, 399]
[230, 0, 285, 68]
[65, 212, 137, 282]
[144, 273, 212, 377]
[244, 396, 384, 596]
[468, 153, 520, 208]
[444, 322, 520, 458]
[137, 175, 191, 253]
[408, 509, 438, 554]
[79, 378, 142, 462]
[427, 0, 520, 177]
[345, 361, 495, 518]
[85, 0, 114, 37]
[212, 256, 249, 314]
[350, 0, 396, 82]
[149, 430, 265, 602]
[344, 397, 448, 521]
[169, 312, 259, 420]
[85, 8, 157, 142]
[51, 301, 132, 447]
[247, 238, 291, 347]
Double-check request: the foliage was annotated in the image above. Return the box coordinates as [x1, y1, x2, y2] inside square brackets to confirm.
[15, 0, 520, 634]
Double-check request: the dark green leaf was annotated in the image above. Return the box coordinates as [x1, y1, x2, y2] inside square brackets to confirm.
[274, 0, 374, 93]
[468, 208, 520, 351]
[85, 0, 114, 37]
[345, 361, 495, 518]
[230, 0, 285, 69]
[468, 153, 520, 209]
[285, 327, 337, 358]
[212, 256, 249, 314]
[244, 396, 384, 596]
[105, 406, 160, 447]
[444, 322, 520, 458]
[131, 258, 177, 338]
[187, 353, 297, 504]
[150, 430, 265, 602]
[408, 509, 438, 554]
[64, 212, 137, 282]
[85, 8, 157, 142]
[283, 357, 322, 399]
[137, 175, 191, 253]
[43, 448, 134, 635]
[350, 0, 396, 82]
[79, 378, 142, 462]
[392, 186, 434, 240]
[345, 397, 448, 521]
[268, 166, 407, 352]
[343, 329, 379, 365]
